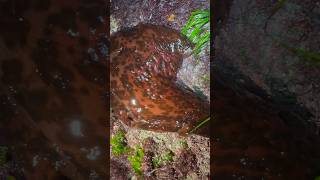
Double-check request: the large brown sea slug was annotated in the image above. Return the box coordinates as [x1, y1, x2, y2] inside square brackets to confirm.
[110, 24, 209, 133]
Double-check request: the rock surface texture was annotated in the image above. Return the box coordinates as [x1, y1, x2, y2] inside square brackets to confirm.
[213, 0, 320, 179]
[215, 0, 320, 132]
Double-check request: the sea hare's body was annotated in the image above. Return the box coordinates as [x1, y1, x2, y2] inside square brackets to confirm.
[111, 24, 209, 133]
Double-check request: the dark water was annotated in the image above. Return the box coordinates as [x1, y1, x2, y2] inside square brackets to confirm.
[212, 72, 320, 179]
[110, 24, 210, 134]
[0, 0, 108, 179]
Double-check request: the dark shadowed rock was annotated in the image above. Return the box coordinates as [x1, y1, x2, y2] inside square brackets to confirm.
[215, 0, 320, 132]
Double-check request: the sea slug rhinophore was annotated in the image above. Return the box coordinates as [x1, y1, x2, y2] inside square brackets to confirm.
[110, 24, 209, 133]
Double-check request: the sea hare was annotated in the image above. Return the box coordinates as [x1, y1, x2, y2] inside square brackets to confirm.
[110, 24, 209, 133]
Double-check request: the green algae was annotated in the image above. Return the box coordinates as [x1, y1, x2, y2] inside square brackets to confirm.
[128, 147, 144, 176]
[111, 131, 130, 156]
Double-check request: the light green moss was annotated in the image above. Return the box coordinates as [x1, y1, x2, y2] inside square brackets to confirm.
[201, 74, 210, 84]
[128, 147, 144, 176]
[111, 131, 131, 156]
[179, 140, 188, 149]
[152, 150, 174, 168]
[287, 47, 320, 64]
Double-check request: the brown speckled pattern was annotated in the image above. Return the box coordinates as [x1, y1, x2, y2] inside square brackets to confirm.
[0, 0, 108, 178]
[111, 24, 209, 133]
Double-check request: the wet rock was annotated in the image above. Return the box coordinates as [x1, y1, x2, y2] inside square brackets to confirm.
[111, 0, 209, 32]
[110, 158, 133, 180]
[154, 166, 176, 179]
[174, 149, 198, 178]
[124, 128, 210, 178]
[141, 138, 156, 176]
[215, 0, 320, 131]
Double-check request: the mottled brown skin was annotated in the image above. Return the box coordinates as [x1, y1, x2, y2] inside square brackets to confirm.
[0, 0, 108, 179]
[111, 24, 210, 133]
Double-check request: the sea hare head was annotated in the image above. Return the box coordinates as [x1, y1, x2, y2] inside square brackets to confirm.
[111, 24, 209, 134]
